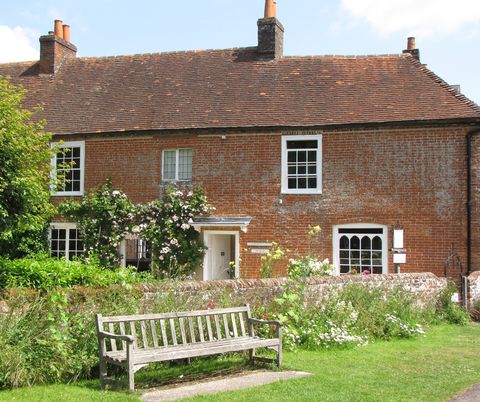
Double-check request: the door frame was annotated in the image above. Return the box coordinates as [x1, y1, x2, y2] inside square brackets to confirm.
[203, 230, 240, 280]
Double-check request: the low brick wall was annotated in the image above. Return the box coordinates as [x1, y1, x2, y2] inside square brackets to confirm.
[138, 273, 447, 311]
[468, 271, 480, 308]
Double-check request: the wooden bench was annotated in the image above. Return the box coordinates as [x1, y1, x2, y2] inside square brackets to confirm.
[95, 305, 282, 391]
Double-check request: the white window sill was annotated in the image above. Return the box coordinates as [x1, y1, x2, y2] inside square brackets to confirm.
[52, 191, 84, 197]
[281, 189, 322, 195]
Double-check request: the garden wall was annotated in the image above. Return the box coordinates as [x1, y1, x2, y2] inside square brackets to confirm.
[0, 273, 448, 315]
[138, 273, 447, 311]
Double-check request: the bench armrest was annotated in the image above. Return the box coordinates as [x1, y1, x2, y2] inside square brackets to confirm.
[98, 330, 134, 343]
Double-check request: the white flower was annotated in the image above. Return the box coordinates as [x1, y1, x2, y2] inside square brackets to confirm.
[112, 190, 120, 196]
[170, 239, 179, 246]
[181, 223, 190, 230]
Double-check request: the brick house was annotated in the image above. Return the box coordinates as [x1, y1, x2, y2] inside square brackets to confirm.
[1, 1, 479, 280]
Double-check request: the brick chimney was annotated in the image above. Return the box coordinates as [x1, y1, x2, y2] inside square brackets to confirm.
[257, 0, 284, 59]
[39, 20, 77, 74]
[402, 37, 420, 61]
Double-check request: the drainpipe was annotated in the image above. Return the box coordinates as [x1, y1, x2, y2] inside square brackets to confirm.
[467, 127, 480, 275]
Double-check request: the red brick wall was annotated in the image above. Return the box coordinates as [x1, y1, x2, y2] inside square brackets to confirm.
[59, 124, 472, 278]
[471, 133, 480, 273]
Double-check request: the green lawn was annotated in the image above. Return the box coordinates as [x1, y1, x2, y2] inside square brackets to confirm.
[1, 324, 480, 402]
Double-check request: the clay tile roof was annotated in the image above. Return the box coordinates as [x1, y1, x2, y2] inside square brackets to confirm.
[0, 47, 479, 135]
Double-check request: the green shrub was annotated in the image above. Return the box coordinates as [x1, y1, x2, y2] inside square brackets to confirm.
[0, 255, 153, 289]
[0, 288, 141, 389]
[436, 281, 470, 325]
[264, 282, 441, 351]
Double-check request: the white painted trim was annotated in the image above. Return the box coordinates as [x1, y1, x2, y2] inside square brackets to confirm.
[193, 222, 249, 233]
[51, 141, 85, 196]
[332, 223, 389, 275]
[203, 230, 240, 280]
[281, 134, 322, 194]
[49, 222, 80, 261]
[161, 148, 192, 182]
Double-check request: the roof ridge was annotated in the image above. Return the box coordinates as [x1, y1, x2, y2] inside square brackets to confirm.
[282, 54, 403, 60]
[76, 46, 257, 61]
[405, 54, 480, 114]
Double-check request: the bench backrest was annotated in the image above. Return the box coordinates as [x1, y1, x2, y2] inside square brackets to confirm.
[96, 305, 253, 352]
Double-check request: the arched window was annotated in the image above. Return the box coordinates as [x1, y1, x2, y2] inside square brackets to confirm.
[334, 225, 388, 274]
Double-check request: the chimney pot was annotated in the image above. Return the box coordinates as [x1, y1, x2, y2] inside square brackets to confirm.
[264, 0, 277, 18]
[54, 20, 63, 39]
[63, 24, 71, 42]
[403, 36, 420, 61]
[407, 37, 416, 50]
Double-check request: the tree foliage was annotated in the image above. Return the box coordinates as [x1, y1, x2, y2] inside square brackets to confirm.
[0, 75, 55, 256]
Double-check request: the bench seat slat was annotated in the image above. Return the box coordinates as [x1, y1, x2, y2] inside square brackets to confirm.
[104, 336, 279, 365]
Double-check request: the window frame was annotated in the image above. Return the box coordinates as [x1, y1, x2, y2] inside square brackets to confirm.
[161, 148, 193, 182]
[281, 134, 322, 194]
[49, 222, 84, 260]
[51, 141, 85, 196]
[332, 223, 389, 275]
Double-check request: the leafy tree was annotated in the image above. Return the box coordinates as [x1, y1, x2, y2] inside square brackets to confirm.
[0, 75, 55, 256]
[59, 179, 136, 268]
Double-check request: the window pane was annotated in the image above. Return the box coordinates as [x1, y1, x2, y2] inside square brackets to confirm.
[298, 178, 307, 188]
[361, 236, 371, 249]
[163, 150, 176, 180]
[308, 178, 317, 188]
[372, 236, 382, 250]
[351, 236, 360, 249]
[178, 149, 192, 180]
[340, 265, 350, 274]
[287, 140, 317, 149]
[287, 152, 297, 163]
[288, 178, 297, 189]
[298, 151, 307, 163]
[340, 236, 349, 249]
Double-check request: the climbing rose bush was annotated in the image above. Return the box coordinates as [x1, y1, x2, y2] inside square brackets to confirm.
[136, 188, 212, 279]
[59, 179, 136, 268]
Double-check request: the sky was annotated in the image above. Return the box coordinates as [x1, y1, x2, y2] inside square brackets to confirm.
[1, 0, 480, 105]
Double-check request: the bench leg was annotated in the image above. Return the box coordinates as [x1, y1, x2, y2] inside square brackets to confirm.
[127, 366, 135, 392]
[249, 348, 256, 363]
[277, 344, 282, 367]
[99, 359, 107, 390]
[127, 344, 135, 391]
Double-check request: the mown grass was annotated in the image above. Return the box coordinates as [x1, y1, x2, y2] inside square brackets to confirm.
[1, 324, 479, 402]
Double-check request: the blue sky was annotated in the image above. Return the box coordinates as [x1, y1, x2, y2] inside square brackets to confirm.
[1, 0, 480, 104]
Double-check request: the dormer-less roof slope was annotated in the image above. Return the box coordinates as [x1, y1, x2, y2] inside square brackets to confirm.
[0, 48, 479, 135]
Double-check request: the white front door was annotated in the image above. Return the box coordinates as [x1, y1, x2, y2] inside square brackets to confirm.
[203, 231, 240, 280]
